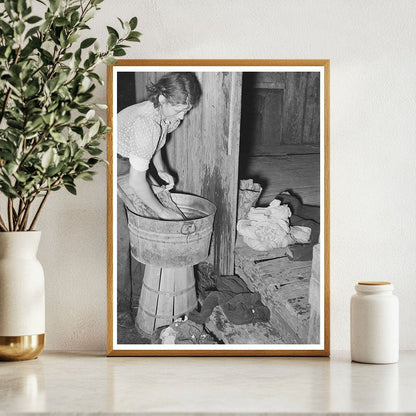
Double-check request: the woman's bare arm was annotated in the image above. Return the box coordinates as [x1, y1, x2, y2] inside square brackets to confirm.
[128, 167, 182, 220]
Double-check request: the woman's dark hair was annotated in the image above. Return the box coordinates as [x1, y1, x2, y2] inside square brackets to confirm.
[147, 72, 202, 108]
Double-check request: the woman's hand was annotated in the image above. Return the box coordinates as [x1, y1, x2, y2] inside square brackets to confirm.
[158, 171, 175, 190]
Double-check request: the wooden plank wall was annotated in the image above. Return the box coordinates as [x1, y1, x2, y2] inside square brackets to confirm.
[239, 72, 321, 206]
[240, 72, 320, 154]
[134, 72, 242, 275]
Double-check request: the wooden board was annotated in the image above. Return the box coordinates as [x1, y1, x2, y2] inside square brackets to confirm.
[240, 88, 284, 154]
[302, 72, 321, 144]
[155, 268, 175, 329]
[239, 72, 320, 154]
[165, 72, 242, 275]
[136, 265, 162, 334]
[235, 239, 312, 343]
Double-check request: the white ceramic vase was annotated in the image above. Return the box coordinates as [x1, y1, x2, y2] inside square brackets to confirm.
[0, 231, 45, 361]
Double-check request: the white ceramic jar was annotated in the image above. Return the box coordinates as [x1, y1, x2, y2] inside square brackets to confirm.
[350, 281, 399, 364]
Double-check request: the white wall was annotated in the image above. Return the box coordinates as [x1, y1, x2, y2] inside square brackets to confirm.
[38, 0, 416, 351]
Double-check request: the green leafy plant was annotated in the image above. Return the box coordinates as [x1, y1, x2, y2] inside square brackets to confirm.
[0, 0, 140, 231]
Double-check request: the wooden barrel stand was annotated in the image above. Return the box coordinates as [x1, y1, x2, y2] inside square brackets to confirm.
[135, 264, 197, 335]
[116, 184, 216, 337]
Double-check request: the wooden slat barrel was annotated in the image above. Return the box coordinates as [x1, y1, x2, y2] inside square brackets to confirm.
[135, 265, 197, 334]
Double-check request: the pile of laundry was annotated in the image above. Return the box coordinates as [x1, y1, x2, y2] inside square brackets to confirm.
[189, 274, 270, 326]
[237, 198, 311, 251]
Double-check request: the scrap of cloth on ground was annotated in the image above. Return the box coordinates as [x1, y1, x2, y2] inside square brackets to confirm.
[189, 275, 270, 325]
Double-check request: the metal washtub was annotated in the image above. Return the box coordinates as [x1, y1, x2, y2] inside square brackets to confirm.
[126, 193, 216, 268]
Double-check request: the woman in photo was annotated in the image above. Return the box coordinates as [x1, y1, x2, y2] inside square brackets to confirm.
[116, 72, 202, 328]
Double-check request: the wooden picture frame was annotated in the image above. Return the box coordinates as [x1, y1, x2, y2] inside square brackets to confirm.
[107, 60, 330, 356]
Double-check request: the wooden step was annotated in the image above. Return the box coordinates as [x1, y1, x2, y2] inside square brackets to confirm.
[235, 239, 311, 343]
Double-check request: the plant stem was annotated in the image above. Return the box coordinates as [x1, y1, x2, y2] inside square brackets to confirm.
[0, 88, 12, 125]
[28, 189, 50, 231]
[7, 199, 14, 231]
[15, 199, 28, 231]
[18, 120, 58, 169]
[20, 200, 32, 231]
[0, 214, 8, 232]
[14, 199, 23, 230]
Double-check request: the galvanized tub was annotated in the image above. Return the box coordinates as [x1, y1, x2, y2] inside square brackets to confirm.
[126, 193, 216, 268]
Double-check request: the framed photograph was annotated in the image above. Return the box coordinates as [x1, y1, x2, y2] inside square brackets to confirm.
[107, 60, 330, 356]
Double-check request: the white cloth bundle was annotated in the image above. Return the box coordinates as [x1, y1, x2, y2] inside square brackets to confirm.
[237, 199, 311, 251]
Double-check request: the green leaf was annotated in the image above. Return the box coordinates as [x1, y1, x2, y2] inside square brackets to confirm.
[107, 33, 117, 49]
[4, 1, 16, 19]
[117, 17, 125, 29]
[59, 29, 67, 47]
[88, 120, 100, 138]
[61, 52, 73, 61]
[49, 0, 60, 13]
[85, 109, 95, 120]
[22, 4, 32, 17]
[106, 26, 119, 38]
[129, 30, 141, 38]
[129, 17, 138, 30]
[83, 9, 95, 23]
[80, 37, 96, 49]
[42, 112, 55, 125]
[26, 15, 42, 24]
[17, 0, 26, 13]
[75, 93, 93, 103]
[16, 21, 25, 35]
[47, 76, 60, 92]
[46, 164, 63, 177]
[5, 162, 18, 176]
[77, 171, 94, 181]
[25, 25, 40, 39]
[25, 117, 44, 133]
[68, 34, 80, 44]
[14, 171, 28, 182]
[23, 84, 39, 99]
[70, 11, 80, 26]
[64, 183, 77, 195]
[40, 49, 53, 63]
[87, 147, 102, 156]
[41, 148, 54, 169]
[54, 17, 70, 27]
[87, 157, 100, 166]
[126, 31, 141, 42]
[0, 184, 18, 198]
[0, 20, 13, 35]
[50, 131, 67, 143]
[113, 47, 126, 57]
[74, 149, 84, 159]
[103, 56, 117, 65]
[63, 146, 71, 159]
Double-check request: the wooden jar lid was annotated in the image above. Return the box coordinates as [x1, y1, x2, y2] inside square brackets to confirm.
[358, 281, 391, 285]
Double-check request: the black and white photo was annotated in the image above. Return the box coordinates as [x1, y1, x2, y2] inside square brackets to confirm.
[107, 61, 330, 356]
